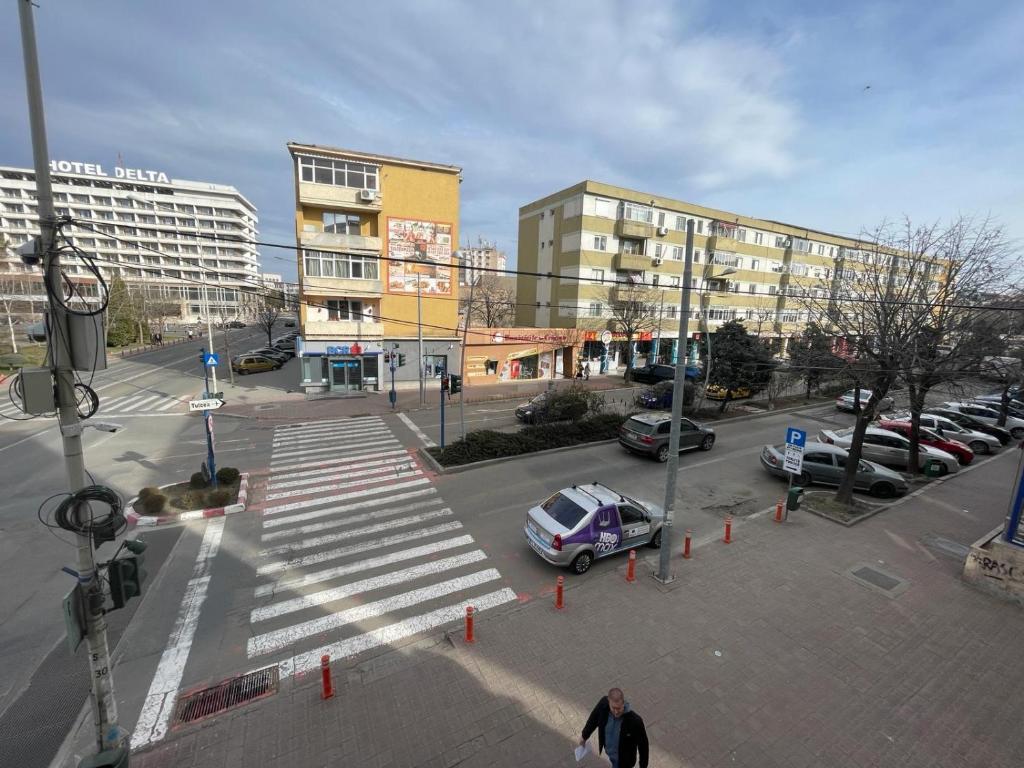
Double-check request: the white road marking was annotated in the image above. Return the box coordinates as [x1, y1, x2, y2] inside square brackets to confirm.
[251, 550, 489, 622]
[270, 438, 400, 464]
[263, 468, 422, 501]
[397, 412, 436, 447]
[268, 457, 414, 489]
[272, 418, 385, 435]
[276, 588, 519, 678]
[270, 443, 404, 472]
[257, 521, 464, 575]
[274, 416, 383, 431]
[248, 569, 503, 658]
[272, 426, 392, 447]
[262, 477, 431, 519]
[121, 394, 164, 412]
[108, 394, 148, 411]
[260, 496, 443, 543]
[270, 451, 411, 482]
[261, 509, 455, 556]
[132, 518, 224, 750]
[254, 535, 476, 597]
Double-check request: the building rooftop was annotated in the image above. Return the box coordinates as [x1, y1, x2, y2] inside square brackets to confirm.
[287, 142, 462, 175]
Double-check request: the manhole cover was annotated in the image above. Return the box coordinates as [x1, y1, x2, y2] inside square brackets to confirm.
[845, 563, 910, 598]
[174, 666, 279, 725]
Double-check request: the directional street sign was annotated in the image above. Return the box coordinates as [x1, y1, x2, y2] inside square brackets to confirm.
[784, 427, 807, 474]
[189, 398, 225, 412]
[203, 352, 219, 367]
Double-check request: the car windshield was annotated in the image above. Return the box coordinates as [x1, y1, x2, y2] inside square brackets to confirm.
[624, 417, 657, 435]
[530, 394, 548, 405]
[539, 492, 589, 528]
[832, 427, 855, 438]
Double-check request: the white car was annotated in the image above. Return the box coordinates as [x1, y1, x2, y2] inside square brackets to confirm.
[819, 426, 960, 475]
[887, 411, 1001, 455]
[942, 402, 1024, 439]
[835, 388, 894, 413]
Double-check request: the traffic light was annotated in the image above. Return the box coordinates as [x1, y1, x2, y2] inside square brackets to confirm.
[397, 353, 407, 367]
[449, 374, 462, 395]
[383, 352, 391, 363]
[441, 375, 450, 392]
[107, 555, 145, 610]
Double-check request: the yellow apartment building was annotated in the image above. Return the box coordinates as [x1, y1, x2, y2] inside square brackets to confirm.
[516, 181, 880, 367]
[287, 143, 462, 394]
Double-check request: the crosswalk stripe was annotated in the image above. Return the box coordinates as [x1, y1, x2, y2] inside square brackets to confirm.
[273, 419, 386, 436]
[270, 445, 405, 473]
[274, 416, 384, 431]
[270, 451, 411, 483]
[251, 549, 489, 623]
[260, 496, 442, 543]
[271, 438, 399, 463]
[257, 522, 464, 575]
[272, 426, 392, 447]
[397, 412, 436, 447]
[268, 457, 414, 490]
[276, 588, 519, 678]
[248, 569, 502, 658]
[254, 534, 475, 598]
[264, 468, 422, 501]
[261, 509, 455, 557]
[262, 477, 430, 519]
[109, 394, 148, 411]
[156, 398, 180, 411]
[121, 394, 164, 412]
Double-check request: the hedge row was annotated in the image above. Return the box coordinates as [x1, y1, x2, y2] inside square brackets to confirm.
[427, 412, 629, 467]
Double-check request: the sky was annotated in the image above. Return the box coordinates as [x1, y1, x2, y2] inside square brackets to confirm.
[2, 0, 1022, 284]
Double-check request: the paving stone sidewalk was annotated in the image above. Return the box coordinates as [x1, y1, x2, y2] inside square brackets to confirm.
[131, 453, 1024, 768]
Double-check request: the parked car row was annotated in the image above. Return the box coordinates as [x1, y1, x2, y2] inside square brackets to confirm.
[231, 330, 300, 375]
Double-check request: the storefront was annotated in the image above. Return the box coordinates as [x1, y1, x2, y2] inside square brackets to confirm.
[582, 330, 652, 372]
[463, 328, 581, 384]
[297, 339, 384, 394]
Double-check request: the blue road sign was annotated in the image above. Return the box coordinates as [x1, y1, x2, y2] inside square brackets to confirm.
[204, 352, 219, 367]
[786, 427, 807, 448]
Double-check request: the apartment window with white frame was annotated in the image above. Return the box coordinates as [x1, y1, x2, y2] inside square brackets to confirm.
[707, 308, 729, 321]
[326, 299, 366, 321]
[651, 273, 660, 287]
[748, 283, 756, 294]
[666, 305, 678, 319]
[768, 285, 777, 295]
[657, 211, 666, 227]
[672, 246, 683, 260]
[754, 232, 764, 245]
[817, 244, 825, 255]
[750, 259, 759, 271]
[592, 268, 605, 283]
[621, 202, 653, 223]
[736, 228, 747, 242]
[654, 243, 663, 258]
[675, 215, 686, 231]
[588, 302, 603, 317]
[303, 249, 379, 280]
[323, 212, 361, 235]
[693, 250, 701, 263]
[593, 235, 607, 251]
[298, 156, 379, 190]
[669, 276, 680, 287]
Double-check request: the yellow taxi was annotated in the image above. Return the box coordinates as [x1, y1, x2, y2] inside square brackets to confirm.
[705, 384, 752, 400]
[231, 354, 279, 375]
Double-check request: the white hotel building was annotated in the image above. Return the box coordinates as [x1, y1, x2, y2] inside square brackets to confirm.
[0, 161, 261, 322]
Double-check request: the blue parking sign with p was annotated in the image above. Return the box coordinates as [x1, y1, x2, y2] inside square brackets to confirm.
[786, 427, 806, 448]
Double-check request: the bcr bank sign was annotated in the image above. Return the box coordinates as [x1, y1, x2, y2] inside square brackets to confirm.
[49, 160, 170, 184]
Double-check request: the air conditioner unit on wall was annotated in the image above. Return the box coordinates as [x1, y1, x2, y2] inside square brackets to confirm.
[651, 257, 663, 266]
[359, 189, 375, 202]
[657, 226, 669, 236]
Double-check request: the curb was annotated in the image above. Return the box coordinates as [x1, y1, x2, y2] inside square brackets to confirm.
[127, 472, 249, 527]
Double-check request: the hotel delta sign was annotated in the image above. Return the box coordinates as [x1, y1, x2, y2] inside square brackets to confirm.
[49, 159, 170, 184]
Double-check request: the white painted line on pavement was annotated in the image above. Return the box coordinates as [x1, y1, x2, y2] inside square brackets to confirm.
[110, 394, 149, 411]
[270, 443, 404, 472]
[263, 468, 422, 501]
[262, 477, 431, 518]
[261, 510, 455, 556]
[268, 457, 414, 489]
[269, 452, 411, 483]
[270, 438, 400, 463]
[251, 549, 489, 622]
[132, 517, 225, 750]
[248, 569, 502, 658]
[272, 425, 392, 447]
[272, 418, 385, 435]
[121, 394, 165, 412]
[260, 496, 443, 543]
[254, 534, 476, 598]
[257, 521, 464, 575]
[271, 430, 394, 454]
[156, 398, 181, 411]
[274, 416, 383, 432]
[275, 588, 519, 678]
[397, 412, 436, 447]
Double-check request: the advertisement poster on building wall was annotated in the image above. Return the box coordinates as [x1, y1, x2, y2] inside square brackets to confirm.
[387, 217, 453, 295]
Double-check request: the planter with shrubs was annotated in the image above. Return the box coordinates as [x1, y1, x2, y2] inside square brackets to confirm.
[128, 467, 248, 524]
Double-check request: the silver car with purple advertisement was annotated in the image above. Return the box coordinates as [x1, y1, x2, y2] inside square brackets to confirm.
[524, 483, 664, 574]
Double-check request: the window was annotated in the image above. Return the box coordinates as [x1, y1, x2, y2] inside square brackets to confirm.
[651, 273, 659, 287]
[672, 246, 683, 260]
[618, 504, 645, 525]
[588, 302, 603, 317]
[297, 156, 379, 190]
[540, 492, 589, 529]
[593, 235, 607, 250]
[303, 250, 379, 280]
[654, 243, 663, 258]
[768, 285, 777, 295]
[693, 251, 701, 263]
[326, 299, 366, 321]
[666, 305, 678, 319]
[707, 308, 730, 320]
[748, 284, 756, 294]
[817, 244, 825, 255]
[621, 202, 653, 223]
[621, 239, 643, 255]
[750, 259, 760, 271]
[323, 212, 361, 235]
[657, 211, 666, 227]
[669, 276, 680, 287]
[592, 269, 605, 283]
[736, 228, 747, 242]
[754, 232, 764, 245]
[675, 215, 686, 231]
[696, 220, 703, 234]
[804, 453, 834, 466]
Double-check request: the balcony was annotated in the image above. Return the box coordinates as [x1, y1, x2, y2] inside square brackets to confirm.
[304, 319, 384, 340]
[614, 251, 650, 271]
[300, 231, 382, 253]
[298, 182, 382, 210]
[615, 219, 654, 239]
[303, 275, 383, 297]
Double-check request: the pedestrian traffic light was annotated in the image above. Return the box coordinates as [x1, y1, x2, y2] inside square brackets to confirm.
[107, 555, 145, 610]
[441, 375, 450, 392]
[449, 374, 462, 395]
[398, 353, 407, 367]
[383, 352, 391, 363]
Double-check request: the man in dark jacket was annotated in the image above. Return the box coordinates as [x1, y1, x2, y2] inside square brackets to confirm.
[578, 688, 649, 768]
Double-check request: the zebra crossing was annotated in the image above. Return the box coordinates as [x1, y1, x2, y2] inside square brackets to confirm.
[248, 415, 517, 678]
[0, 390, 185, 420]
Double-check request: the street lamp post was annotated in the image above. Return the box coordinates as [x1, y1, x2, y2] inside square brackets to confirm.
[699, 262, 737, 397]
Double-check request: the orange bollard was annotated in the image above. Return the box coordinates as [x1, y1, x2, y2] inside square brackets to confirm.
[626, 549, 637, 582]
[774, 501, 784, 523]
[555, 576, 564, 610]
[320, 654, 334, 700]
[683, 529, 692, 559]
[465, 605, 475, 643]
[723, 515, 733, 544]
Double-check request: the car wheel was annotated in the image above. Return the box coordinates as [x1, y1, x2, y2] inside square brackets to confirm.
[968, 440, 990, 455]
[936, 462, 949, 477]
[1011, 427, 1024, 439]
[648, 528, 662, 548]
[871, 482, 897, 498]
[794, 470, 813, 487]
[570, 551, 593, 574]
[656, 445, 670, 463]
[700, 434, 715, 451]
[957, 453, 971, 466]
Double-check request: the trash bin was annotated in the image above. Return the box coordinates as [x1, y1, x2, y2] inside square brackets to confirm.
[786, 486, 804, 512]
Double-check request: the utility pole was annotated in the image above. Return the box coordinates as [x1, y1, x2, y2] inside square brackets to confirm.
[459, 268, 474, 440]
[18, 0, 123, 754]
[417, 281, 425, 405]
[656, 220, 695, 584]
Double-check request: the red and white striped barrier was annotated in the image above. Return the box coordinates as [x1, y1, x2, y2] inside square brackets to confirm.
[127, 473, 249, 527]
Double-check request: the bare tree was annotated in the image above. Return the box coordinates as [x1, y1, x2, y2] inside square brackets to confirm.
[0, 276, 22, 354]
[465, 276, 516, 328]
[240, 288, 283, 345]
[608, 280, 659, 381]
